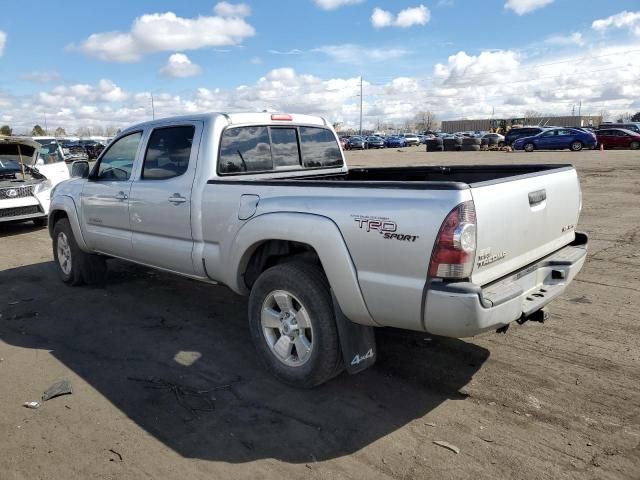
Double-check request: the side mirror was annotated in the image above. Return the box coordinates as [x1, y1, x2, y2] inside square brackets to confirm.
[71, 160, 90, 178]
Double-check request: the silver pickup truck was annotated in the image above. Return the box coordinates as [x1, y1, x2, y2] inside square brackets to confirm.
[48, 112, 588, 387]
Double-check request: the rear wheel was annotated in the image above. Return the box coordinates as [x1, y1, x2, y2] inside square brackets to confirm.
[570, 141, 583, 152]
[524, 143, 535, 152]
[630, 141, 640, 150]
[248, 262, 343, 388]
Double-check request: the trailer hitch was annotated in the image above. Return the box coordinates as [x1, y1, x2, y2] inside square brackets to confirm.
[517, 308, 550, 325]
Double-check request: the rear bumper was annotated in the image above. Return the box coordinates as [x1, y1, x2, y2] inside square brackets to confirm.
[423, 232, 588, 338]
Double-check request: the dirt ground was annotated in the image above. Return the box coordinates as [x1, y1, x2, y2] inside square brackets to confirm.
[1, 148, 639, 480]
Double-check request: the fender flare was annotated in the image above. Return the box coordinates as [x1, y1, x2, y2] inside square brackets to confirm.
[48, 195, 91, 252]
[228, 212, 377, 327]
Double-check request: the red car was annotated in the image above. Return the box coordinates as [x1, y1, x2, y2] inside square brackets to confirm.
[596, 128, 640, 150]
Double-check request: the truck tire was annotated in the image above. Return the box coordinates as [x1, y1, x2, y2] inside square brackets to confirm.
[443, 138, 462, 151]
[248, 262, 343, 388]
[32, 217, 48, 228]
[52, 218, 106, 286]
[461, 144, 481, 151]
[426, 139, 443, 151]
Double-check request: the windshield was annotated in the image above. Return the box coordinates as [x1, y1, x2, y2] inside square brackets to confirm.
[0, 143, 37, 168]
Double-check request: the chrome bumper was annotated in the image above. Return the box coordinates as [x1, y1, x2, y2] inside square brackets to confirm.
[423, 233, 588, 338]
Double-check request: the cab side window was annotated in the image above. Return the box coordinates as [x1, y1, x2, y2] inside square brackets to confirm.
[95, 132, 142, 181]
[142, 126, 195, 180]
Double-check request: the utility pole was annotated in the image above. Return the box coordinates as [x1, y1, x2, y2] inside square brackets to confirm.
[151, 93, 155, 120]
[578, 100, 582, 126]
[44, 113, 48, 135]
[359, 76, 363, 136]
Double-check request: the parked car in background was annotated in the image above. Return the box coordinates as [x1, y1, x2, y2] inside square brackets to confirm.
[513, 128, 597, 152]
[504, 127, 548, 146]
[1, 137, 70, 226]
[32, 137, 66, 164]
[385, 135, 407, 148]
[62, 142, 90, 163]
[401, 134, 420, 146]
[77, 139, 106, 160]
[598, 122, 640, 134]
[347, 136, 366, 150]
[596, 128, 640, 150]
[339, 137, 349, 150]
[365, 136, 385, 149]
[481, 133, 505, 145]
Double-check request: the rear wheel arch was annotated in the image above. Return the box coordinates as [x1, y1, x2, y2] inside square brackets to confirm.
[243, 239, 323, 290]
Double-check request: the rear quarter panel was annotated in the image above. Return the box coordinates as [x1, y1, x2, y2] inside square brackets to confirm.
[200, 183, 470, 331]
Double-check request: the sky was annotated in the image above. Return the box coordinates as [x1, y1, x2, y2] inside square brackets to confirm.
[0, 0, 639, 133]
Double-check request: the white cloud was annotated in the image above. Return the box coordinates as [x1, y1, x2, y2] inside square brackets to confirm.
[544, 32, 584, 46]
[0, 31, 6, 57]
[268, 49, 304, 55]
[21, 71, 62, 84]
[4, 41, 639, 135]
[213, 1, 251, 17]
[313, 44, 412, 64]
[371, 5, 430, 28]
[504, 0, 554, 16]
[160, 53, 202, 78]
[74, 3, 255, 62]
[592, 11, 640, 37]
[314, 0, 363, 10]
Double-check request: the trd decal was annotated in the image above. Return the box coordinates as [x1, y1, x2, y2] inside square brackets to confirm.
[352, 215, 419, 242]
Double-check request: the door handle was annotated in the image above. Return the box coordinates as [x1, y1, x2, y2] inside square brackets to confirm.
[168, 193, 187, 204]
[115, 191, 128, 201]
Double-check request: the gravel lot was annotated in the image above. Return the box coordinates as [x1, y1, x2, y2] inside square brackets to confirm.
[1, 148, 639, 479]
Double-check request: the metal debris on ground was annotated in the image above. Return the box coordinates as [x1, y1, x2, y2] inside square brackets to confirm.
[23, 401, 41, 409]
[42, 380, 73, 401]
[433, 441, 460, 454]
[127, 376, 235, 418]
[108, 448, 123, 462]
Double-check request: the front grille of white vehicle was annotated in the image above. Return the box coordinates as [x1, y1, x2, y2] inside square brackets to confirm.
[0, 205, 42, 218]
[0, 185, 35, 200]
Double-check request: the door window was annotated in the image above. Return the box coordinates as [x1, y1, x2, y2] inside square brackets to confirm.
[94, 132, 142, 181]
[142, 126, 195, 180]
[541, 130, 556, 137]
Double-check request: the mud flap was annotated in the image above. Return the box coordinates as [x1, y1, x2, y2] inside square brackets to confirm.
[331, 291, 377, 374]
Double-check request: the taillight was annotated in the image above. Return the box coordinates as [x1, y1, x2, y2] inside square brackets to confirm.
[429, 201, 476, 279]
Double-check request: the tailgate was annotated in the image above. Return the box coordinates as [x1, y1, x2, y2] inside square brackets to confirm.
[470, 167, 581, 286]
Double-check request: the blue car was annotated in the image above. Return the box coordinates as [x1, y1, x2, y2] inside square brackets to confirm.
[385, 136, 407, 148]
[513, 127, 597, 152]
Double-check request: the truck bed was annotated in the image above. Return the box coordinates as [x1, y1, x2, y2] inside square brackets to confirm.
[210, 164, 573, 189]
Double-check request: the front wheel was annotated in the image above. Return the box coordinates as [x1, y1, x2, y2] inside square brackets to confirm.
[570, 141, 583, 151]
[52, 218, 106, 285]
[248, 263, 343, 388]
[630, 141, 640, 150]
[524, 143, 535, 152]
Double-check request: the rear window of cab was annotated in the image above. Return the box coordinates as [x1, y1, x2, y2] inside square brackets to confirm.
[218, 125, 343, 174]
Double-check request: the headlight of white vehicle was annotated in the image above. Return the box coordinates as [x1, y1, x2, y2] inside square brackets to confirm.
[34, 179, 52, 194]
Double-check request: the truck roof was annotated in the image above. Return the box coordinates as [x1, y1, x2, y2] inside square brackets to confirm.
[120, 112, 330, 135]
